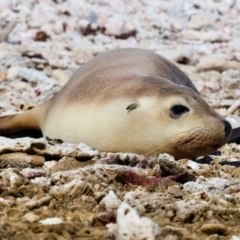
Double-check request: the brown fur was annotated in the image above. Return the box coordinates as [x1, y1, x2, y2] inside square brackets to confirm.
[52, 49, 198, 104]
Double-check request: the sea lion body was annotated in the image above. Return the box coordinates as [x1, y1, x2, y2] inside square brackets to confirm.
[0, 49, 232, 158]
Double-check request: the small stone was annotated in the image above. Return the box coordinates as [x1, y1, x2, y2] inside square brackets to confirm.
[6, 208, 23, 221]
[197, 55, 240, 71]
[183, 182, 209, 193]
[100, 190, 122, 210]
[23, 212, 40, 223]
[156, 46, 193, 64]
[0, 168, 24, 190]
[201, 223, 228, 235]
[25, 195, 53, 210]
[44, 160, 57, 170]
[0, 152, 45, 168]
[52, 69, 69, 83]
[7, 66, 21, 80]
[162, 225, 190, 238]
[50, 178, 93, 199]
[21, 168, 45, 179]
[51, 157, 86, 172]
[187, 13, 218, 30]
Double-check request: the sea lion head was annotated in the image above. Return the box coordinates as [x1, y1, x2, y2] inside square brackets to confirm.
[123, 77, 232, 159]
[161, 92, 231, 158]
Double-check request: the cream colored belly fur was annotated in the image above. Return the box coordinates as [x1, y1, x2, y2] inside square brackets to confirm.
[42, 97, 165, 155]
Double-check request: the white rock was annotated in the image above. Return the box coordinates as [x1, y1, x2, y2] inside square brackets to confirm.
[50, 178, 92, 199]
[123, 191, 146, 215]
[197, 54, 227, 71]
[52, 69, 69, 83]
[23, 212, 40, 223]
[184, 177, 231, 194]
[39, 217, 63, 225]
[116, 202, 161, 240]
[227, 100, 240, 114]
[25, 195, 52, 210]
[216, 1, 232, 14]
[31, 177, 51, 186]
[174, 199, 209, 221]
[7, 66, 21, 80]
[200, 31, 226, 42]
[231, 236, 240, 240]
[0, 168, 23, 190]
[21, 168, 46, 178]
[181, 29, 226, 42]
[179, 159, 201, 170]
[100, 190, 122, 210]
[43, 160, 57, 170]
[187, 12, 218, 30]
[183, 181, 209, 193]
[200, 177, 230, 191]
[77, 142, 99, 156]
[107, 223, 118, 233]
[7, 66, 55, 84]
[156, 46, 193, 64]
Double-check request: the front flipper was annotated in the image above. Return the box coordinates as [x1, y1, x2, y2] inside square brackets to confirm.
[0, 100, 51, 136]
[0, 111, 40, 135]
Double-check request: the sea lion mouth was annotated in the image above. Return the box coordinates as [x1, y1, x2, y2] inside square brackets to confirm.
[184, 143, 222, 156]
[176, 134, 225, 158]
[182, 140, 221, 150]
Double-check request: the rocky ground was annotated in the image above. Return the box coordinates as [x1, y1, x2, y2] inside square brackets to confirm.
[0, 0, 240, 239]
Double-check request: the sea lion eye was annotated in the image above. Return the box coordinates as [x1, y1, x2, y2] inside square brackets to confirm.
[170, 105, 189, 116]
[126, 103, 138, 111]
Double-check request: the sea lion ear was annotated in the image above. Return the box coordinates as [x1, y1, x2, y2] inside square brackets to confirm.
[126, 103, 138, 112]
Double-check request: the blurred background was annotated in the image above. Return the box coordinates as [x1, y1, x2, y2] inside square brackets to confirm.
[0, 0, 240, 125]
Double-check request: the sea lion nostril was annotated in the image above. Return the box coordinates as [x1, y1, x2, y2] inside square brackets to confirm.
[223, 120, 232, 137]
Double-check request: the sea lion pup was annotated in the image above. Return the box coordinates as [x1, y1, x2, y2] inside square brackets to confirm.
[0, 48, 233, 159]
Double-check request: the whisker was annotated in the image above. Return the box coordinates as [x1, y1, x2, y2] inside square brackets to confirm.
[145, 125, 203, 156]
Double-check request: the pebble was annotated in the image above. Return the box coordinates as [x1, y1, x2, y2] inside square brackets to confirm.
[187, 12, 218, 30]
[100, 190, 122, 210]
[201, 223, 228, 235]
[23, 212, 40, 223]
[25, 195, 53, 210]
[50, 178, 93, 199]
[21, 168, 46, 178]
[52, 69, 70, 83]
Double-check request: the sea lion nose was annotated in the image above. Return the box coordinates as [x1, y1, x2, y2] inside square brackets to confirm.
[223, 120, 232, 137]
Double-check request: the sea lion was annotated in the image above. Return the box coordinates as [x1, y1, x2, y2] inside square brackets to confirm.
[0, 48, 234, 159]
